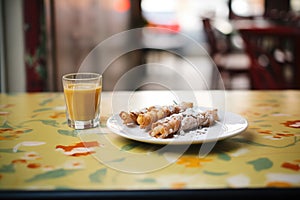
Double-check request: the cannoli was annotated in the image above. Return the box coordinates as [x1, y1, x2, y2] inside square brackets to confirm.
[150, 108, 218, 138]
[119, 102, 193, 128]
[137, 102, 193, 129]
[119, 110, 143, 126]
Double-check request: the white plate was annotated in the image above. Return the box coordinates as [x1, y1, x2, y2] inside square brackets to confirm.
[106, 108, 248, 145]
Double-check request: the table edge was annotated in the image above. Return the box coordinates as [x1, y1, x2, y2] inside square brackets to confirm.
[1, 188, 299, 199]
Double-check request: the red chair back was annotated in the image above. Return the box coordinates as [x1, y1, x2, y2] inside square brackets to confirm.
[239, 26, 300, 89]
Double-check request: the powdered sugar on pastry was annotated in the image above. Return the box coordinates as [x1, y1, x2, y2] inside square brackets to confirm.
[119, 102, 193, 128]
[150, 107, 218, 139]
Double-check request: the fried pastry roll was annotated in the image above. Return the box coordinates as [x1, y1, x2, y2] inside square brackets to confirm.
[150, 114, 183, 138]
[150, 108, 218, 139]
[119, 110, 143, 125]
[136, 102, 193, 129]
[119, 102, 193, 128]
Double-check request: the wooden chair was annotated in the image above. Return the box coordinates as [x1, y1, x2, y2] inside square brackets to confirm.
[239, 26, 300, 89]
[201, 17, 251, 89]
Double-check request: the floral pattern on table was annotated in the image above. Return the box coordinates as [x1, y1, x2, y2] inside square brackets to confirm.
[0, 91, 300, 190]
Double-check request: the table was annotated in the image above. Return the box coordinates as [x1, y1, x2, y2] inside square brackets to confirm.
[1, 90, 300, 199]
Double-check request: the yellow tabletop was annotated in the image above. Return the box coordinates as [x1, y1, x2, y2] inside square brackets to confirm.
[0, 90, 300, 192]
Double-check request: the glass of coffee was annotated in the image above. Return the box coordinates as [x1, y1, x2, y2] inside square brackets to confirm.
[62, 73, 102, 129]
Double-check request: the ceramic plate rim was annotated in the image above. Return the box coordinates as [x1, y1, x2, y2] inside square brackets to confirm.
[106, 108, 248, 145]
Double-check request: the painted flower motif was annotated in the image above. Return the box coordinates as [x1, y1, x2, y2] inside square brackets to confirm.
[42, 165, 56, 171]
[281, 159, 300, 171]
[12, 157, 55, 171]
[282, 120, 300, 128]
[156, 174, 197, 189]
[49, 112, 65, 119]
[63, 160, 85, 169]
[266, 173, 300, 187]
[0, 111, 9, 126]
[271, 113, 291, 117]
[171, 182, 187, 189]
[0, 104, 14, 109]
[226, 174, 250, 188]
[258, 129, 294, 139]
[13, 141, 46, 152]
[176, 156, 212, 168]
[256, 103, 280, 110]
[21, 151, 41, 160]
[27, 163, 42, 169]
[247, 157, 273, 171]
[230, 148, 249, 157]
[49, 106, 66, 119]
[56, 141, 101, 157]
[0, 127, 33, 140]
[12, 159, 27, 164]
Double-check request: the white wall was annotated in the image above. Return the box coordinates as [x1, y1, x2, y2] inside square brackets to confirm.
[0, 0, 5, 92]
[2, 0, 26, 92]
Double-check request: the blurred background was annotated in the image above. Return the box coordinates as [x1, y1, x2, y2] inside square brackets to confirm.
[1, 0, 300, 92]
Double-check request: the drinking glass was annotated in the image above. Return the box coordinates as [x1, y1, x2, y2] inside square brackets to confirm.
[62, 73, 102, 129]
